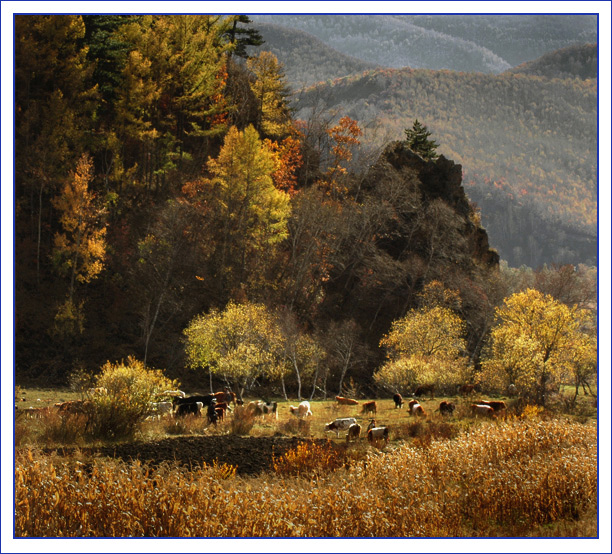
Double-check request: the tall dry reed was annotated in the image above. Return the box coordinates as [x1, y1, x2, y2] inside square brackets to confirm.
[15, 418, 597, 537]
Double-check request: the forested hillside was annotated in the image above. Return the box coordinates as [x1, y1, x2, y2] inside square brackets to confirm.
[14, 15, 505, 385]
[252, 14, 597, 73]
[252, 22, 378, 87]
[505, 43, 598, 80]
[294, 67, 597, 267]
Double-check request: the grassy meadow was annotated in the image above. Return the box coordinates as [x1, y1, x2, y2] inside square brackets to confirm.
[14, 387, 598, 537]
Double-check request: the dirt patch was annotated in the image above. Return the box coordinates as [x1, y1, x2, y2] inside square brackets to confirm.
[50, 435, 344, 475]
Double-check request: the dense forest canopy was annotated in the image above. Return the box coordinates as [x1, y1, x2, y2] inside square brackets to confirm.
[12, 14, 598, 397]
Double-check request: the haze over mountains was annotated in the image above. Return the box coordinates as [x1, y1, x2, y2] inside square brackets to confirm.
[250, 14, 598, 268]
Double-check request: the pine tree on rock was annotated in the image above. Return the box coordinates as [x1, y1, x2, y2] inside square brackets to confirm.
[404, 119, 439, 161]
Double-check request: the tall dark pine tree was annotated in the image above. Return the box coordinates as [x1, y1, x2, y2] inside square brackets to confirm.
[404, 119, 439, 161]
[225, 15, 264, 58]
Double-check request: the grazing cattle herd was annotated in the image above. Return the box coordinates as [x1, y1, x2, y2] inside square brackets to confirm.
[18, 385, 513, 445]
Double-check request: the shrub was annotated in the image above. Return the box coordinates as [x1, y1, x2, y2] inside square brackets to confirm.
[272, 440, 347, 477]
[229, 406, 256, 435]
[87, 357, 178, 440]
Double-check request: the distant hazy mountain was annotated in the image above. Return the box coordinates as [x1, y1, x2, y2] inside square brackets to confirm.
[505, 43, 598, 80]
[252, 23, 379, 88]
[251, 14, 597, 74]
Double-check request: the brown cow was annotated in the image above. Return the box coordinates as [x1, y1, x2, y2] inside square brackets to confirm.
[336, 396, 359, 406]
[393, 393, 404, 409]
[437, 400, 455, 416]
[471, 404, 495, 418]
[213, 390, 237, 406]
[408, 400, 426, 417]
[458, 384, 476, 396]
[346, 423, 362, 443]
[361, 401, 377, 415]
[479, 400, 507, 412]
[413, 384, 435, 398]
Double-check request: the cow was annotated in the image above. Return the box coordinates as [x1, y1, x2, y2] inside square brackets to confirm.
[175, 401, 203, 417]
[213, 401, 232, 417]
[480, 400, 507, 413]
[55, 400, 93, 416]
[23, 406, 51, 418]
[148, 401, 173, 419]
[261, 401, 278, 418]
[324, 417, 357, 437]
[437, 400, 455, 416]
[346, 423, 362, 443]
[173, 394, 216, 408]
[413, 384, 435, 398]
[408, 400, 426, 417]
[367, 426, 389, 444]
[507, 384, 518, 397]
[393, 393, 404, 409]
[213, 389, 237, 406]
[246, 401, 264, 417]
[207, 402, 219, 425]
[366, 418, 377, 432]
[335, 396, 359, 406]
[289, 401, 312, 418]
[458, 384, 476, 396]
[471, 404, 495, 418]
[361, 401, 377, 415]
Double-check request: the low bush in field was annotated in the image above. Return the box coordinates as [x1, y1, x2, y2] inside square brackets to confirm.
[272, 440, 349, 477]
[15, 418, 597, 537]
[87, 357, 178, 440]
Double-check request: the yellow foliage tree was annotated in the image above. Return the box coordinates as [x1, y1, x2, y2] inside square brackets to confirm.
[184, 301, 287, 399]
[478, 288, 595, 405]
[203, 124, 291, 289]
[247, 51, 292, 138]
[52, 153, 107, 335]
[375, 291, 469, 393]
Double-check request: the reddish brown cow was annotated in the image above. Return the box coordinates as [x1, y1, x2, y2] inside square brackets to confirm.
[437, 400, 455, 416]
[336, 396, 359, 406]
[458, 384, 476, 396]
[393, 393, 404, 409]
[413, 384, 435, 398]
[479, 400, 507, 412]
[361, 401, 377, 415]
[471, 404, 495, 418]
[213, 390, 237, 406]
[408, 400, 426, 417]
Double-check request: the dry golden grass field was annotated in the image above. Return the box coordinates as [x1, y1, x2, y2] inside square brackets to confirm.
[14, 387, 598, 538]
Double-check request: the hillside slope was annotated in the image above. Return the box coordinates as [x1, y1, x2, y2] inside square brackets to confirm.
[294, 67, 597, 267]
[251, 14, 597, 73]
[253, 22, 379, 88]
[505, 43, 598, 80]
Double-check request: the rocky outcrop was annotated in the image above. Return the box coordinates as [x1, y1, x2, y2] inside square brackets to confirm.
[365, 141, 499, 269]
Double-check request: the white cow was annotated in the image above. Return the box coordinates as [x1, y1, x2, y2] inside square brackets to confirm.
[289, 400, 312, 418]
[324, 417, 357, 437]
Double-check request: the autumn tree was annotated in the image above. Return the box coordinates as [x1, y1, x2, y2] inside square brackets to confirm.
[191, 124, 291, 296]
[115, 15, 232, 191]
[183, 302, 287, 399]
[404, 119, 439, 161]
[322, 116, 363, 199]
[247, 51, 293, 138]
[277, 308, 325, 400]
[478, 289, 595, 405]
[375, 285, 470, 394]
[15, 15, 97, 283]
[51, 154, 107, 336]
